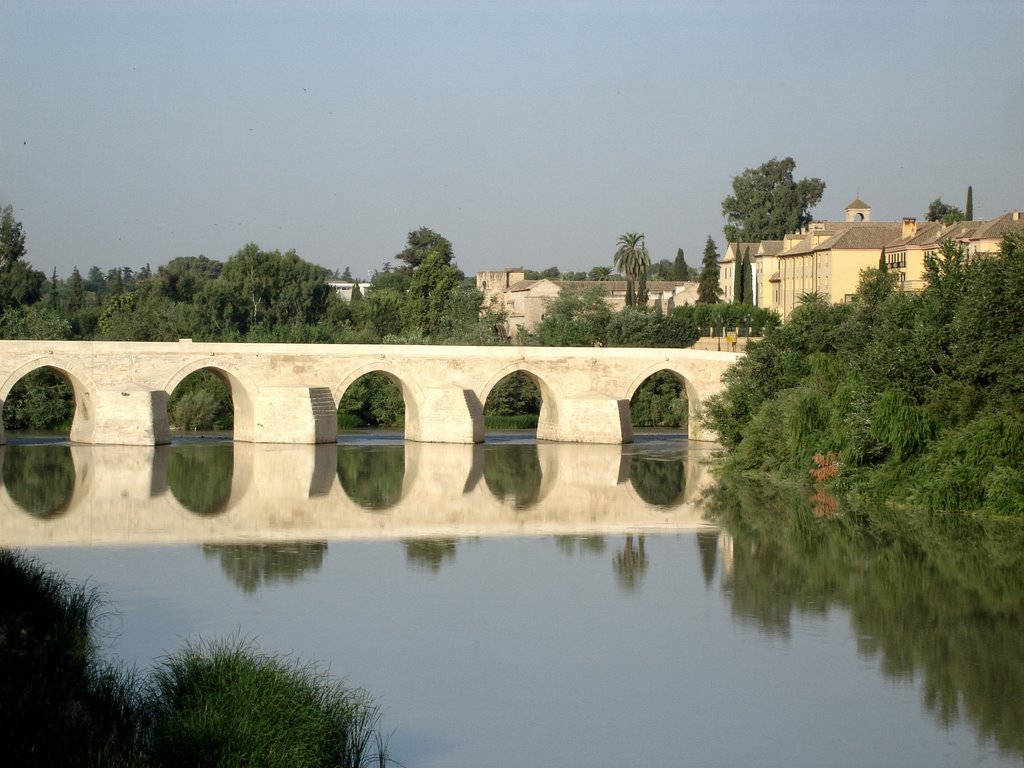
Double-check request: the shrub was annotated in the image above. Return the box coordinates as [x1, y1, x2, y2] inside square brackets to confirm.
[146, 637, 388, 768]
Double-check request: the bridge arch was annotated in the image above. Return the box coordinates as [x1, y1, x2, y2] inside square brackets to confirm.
[163, 360, 259, 440]
[479, 362, 561, 438]
[0, 357, 97, 444]
[624, 363, 703, 437]
[333, 362, 422, 441]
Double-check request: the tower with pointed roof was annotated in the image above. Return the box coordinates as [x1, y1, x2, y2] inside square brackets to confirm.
[845, 197, 871, 222]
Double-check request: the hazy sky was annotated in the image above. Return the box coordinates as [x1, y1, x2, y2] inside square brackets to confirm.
[2, 0, 1022, 281]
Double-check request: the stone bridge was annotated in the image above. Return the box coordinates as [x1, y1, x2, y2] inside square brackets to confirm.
[0, 341, 740, 445]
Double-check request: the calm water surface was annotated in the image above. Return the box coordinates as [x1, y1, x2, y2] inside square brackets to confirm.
[2, 433, 1021, 767]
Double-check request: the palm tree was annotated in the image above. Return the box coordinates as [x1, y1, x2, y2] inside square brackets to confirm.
[613, 232, 650, 306]
[589, 265, 613, 281]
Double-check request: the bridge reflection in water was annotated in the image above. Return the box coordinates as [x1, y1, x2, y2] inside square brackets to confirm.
[0, 439, 717, 547]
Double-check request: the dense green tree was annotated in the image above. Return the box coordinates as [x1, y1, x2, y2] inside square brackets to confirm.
[522, 284, 613, 346]
[721, 157, 825, 242]
[157, 255, 223, 303]
[589, 265, 612, 281]
[965, 185, 973, 220]
[97, 291, 200, 341]
[698, 236, 721, 304]
[705, 232, 1024, 517]
[401, 251, 464, 338]
[370, 267, 412, 295]
[1, 305, 71, 340]
[67, 267, 84, 312]
[926, 197, 965, 224]
[0, 205, 27, 268]
[199, 244, 333, 337]
[352, 289, 405, 340]
[396, 227, 453, 269]
[0, 206, 45, 312]
[613, 232, 650, 306]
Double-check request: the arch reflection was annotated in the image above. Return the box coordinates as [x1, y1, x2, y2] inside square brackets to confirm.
[483, 444, 542, 509]
[0, 444, 75, 519]
[167, 443, 234, 516]
[337, 444, 405, 510]
[627, 453, 686, 507]
[0, 440, 716, 547]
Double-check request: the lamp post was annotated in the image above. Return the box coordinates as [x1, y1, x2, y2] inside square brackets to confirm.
[715, 314, 722, 352]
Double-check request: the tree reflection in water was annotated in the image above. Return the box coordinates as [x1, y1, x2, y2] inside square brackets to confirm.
[202, 542, 327, 595]
[554, 536, 607, 557]
[483, 444, 541, 509]
[0, 445, 75, 519]
[168, 443, 233, 516]
[707, 475, 1024, 758]
[628, 453, 685, 507]
[337, 445, 404, 510]
[613, 534, 648, 591]
[695, 530, 719, 588]
[402, 539, 457, 572]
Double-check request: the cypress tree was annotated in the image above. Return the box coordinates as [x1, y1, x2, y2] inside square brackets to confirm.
[741, 247, 753, 305]
[68, 267, 84, 312]
[879, 246, 887, 272]
[965, 185, 973, 220]
[697, 236, 721, 304]
[732, 245, 743, 303]
[673, 248, 687, 280]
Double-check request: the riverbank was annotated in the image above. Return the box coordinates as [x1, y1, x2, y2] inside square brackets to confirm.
[704, 233, 1024, 520]
[0, 550, 391, 767]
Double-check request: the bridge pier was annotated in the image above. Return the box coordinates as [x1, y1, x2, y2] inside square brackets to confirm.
[537, 394, 634, 444]
[406, 388, 484, 444]
[244, 387, 338, 444]
[89, 385, 170, 446]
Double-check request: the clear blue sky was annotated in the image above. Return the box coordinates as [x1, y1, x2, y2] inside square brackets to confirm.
[2, 0, 1022, 281]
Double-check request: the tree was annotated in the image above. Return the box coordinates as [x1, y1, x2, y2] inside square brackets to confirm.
[198, 244, 332, 336]
[613, 232, 650, 307]
[925, 198, 965, 224]
[0, 205, 27, 269]
[589, 265, 612, 281]
[879, 247, 887, 272]
[721, 157, 825, 242]
[157, 255, 223, 303]
[341, 266, 353, 282]
[741, 247, 753, 305]
[672, 248, 689, 280]
[965, 186, 973, 220]
[733, 246, 743, 304]
[401, 250, 464, 337]
[0, 205, 45, 312]
[396, 227, 453, 270]
[67, 267, 84, 313]
[698, 236, 721, 304]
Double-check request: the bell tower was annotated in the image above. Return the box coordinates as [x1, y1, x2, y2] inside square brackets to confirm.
[845, 196, 871, 222]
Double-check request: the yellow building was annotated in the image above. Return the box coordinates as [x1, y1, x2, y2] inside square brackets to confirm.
[723, 199, 1024, 320]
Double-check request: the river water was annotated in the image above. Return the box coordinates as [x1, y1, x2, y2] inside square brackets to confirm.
[2, 433, 1021, 767]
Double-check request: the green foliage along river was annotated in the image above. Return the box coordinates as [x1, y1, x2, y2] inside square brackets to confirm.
[705, 232, 1024, 519]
